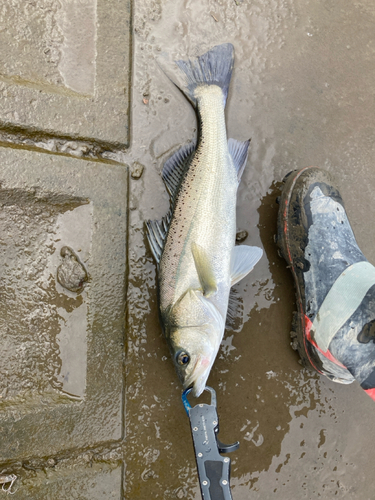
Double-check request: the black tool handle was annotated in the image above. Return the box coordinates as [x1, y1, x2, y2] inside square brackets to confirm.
[199, 457, 233, 500]
[188, 403, 237, 500]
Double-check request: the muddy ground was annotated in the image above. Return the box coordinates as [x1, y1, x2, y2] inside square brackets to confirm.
[123, 1, 375, 498]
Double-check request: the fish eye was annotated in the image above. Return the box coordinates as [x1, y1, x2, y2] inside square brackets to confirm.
[177, 351, 190, 366]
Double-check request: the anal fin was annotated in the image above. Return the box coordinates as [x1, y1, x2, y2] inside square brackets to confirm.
[228, 138, 251, 181]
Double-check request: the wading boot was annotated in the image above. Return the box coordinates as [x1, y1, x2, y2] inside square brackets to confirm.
[277, 167, 375, 400]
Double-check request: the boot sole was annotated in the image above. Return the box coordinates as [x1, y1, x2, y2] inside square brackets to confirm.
[276, 167, 322, 373]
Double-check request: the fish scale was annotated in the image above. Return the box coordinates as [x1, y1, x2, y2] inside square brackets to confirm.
[146, 44, 263, 396]
[160, 86, 237, 313]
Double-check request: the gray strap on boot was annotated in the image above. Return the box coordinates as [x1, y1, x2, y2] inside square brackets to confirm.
[312, 261, 375, 352]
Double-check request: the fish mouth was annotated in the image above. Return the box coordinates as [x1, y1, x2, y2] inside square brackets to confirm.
[183, 355, 213, 398]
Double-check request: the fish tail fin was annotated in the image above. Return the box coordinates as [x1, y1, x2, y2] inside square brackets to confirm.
[159, 44, 234, 108]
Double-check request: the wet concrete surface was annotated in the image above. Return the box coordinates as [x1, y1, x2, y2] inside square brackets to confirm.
[124, 0, 375, 498]
[0, 0, 131, 147]
[1, 0, 375, 498]
[0, 150, 127, 497]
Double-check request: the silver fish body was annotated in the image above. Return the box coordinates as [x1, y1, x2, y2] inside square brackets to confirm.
[147, 44, 262, 396]
[160, 85, 236, 316]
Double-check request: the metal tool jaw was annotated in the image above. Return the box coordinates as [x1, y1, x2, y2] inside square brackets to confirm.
[182, 386, 239, 500]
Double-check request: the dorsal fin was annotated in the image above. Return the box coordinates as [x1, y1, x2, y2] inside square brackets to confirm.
[162, 142, 196, 199]
[228, 138, 251, 182]
[147, 143, 196, 265]
[146, 209, 172, 264]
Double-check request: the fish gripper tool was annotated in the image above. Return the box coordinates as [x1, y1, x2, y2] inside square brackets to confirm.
[182, 386, 239, 500]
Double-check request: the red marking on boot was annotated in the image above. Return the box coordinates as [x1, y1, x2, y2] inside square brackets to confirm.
[364, 388, 375, 402]
[304, 315, 346, 369]
[299, 313, 323, 374]
[283, 200, 288, 231]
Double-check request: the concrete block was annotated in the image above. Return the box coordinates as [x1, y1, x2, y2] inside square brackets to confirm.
[0, 0, 131, 147]
[10, 461, 123, 499]
[0, 147, 128, 461]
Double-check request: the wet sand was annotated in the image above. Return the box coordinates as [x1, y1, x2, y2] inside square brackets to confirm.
[124, 1, 375, 497]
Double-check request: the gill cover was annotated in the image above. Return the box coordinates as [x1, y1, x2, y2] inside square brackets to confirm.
[168, 289, 225, 397]
[169, 288, 224, 330]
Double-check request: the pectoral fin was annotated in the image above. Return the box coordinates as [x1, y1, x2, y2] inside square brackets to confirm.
[191, 242, 218, 297]
[230, 245, 263, 286]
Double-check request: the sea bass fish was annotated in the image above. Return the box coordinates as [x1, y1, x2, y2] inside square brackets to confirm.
[146, 43, 263, 397]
